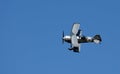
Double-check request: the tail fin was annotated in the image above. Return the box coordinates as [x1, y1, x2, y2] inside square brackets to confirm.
[93, 35, 102, 44]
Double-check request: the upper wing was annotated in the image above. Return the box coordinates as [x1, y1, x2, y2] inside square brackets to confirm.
[71, 23, 80, 35]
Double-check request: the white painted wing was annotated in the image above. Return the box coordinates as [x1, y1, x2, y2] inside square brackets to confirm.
[72, 23, 80, 35]
[71, 35, 79, 47]
[71, 35, 80, 52]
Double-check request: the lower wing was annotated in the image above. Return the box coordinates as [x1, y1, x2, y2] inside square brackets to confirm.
[72, 46, 80, 52]
[71, 35, 80, 52]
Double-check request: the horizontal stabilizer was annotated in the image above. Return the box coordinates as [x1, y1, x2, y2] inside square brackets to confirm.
[93, 35, 102, 44]
[94, 35, 102, 41]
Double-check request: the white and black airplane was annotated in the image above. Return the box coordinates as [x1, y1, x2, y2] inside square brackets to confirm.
[62, 23, 102, 53]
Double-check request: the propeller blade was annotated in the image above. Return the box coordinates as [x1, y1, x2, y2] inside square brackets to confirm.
[62, 31, 64, 44]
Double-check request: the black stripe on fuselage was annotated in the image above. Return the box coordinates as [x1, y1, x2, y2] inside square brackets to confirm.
[64, 36, 92, 43]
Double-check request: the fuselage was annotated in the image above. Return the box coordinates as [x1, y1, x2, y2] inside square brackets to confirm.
[63, 35, 93, 43]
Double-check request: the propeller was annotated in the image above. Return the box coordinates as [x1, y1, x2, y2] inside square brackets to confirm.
[62, 31, 64, 44]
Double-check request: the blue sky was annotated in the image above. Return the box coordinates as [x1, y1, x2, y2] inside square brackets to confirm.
[0, 0, 120, 74]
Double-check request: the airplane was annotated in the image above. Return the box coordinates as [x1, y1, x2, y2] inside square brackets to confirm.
[62, 23, 102, 53]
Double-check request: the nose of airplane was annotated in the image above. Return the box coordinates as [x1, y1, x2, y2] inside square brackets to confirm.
[63, 36, 71, 40]
[62, 36, 68, 44]
[63, 36, 66, 40]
